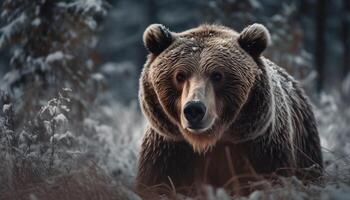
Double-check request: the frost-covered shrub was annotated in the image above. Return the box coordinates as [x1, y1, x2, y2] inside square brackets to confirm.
[314, 92, 350, 182]
[0, 1, 110, 194]
[23, 88, 77, 172]
[0, 89, 82, 193]
[0, 91, 15, 192]
[77, 100, 145, 186]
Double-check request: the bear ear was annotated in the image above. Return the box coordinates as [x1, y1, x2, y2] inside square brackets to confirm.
[238, 23, 271, 58]
[143, 24, 174, 55]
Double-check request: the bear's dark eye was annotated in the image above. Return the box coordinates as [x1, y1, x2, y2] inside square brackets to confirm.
[176, 72, 187, 83]
[211, 72, 223, 82]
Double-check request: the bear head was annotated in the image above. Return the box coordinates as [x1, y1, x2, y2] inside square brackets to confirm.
[140, 23, 271, 152]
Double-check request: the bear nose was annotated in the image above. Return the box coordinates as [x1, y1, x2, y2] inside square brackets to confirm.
[184, 101, 206, 126]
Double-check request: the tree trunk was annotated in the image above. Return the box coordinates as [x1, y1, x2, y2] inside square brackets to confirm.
[146, 0, 157, 24]
[137, 0, 158, 69]
[342, 0, 350, 80]
[315, 0, 326, 92]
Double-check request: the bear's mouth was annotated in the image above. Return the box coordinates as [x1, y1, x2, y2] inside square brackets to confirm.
[185, 118, 216, 134]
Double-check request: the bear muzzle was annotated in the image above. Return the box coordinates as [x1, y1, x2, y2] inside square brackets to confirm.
[180, 76, 218, 134]
[182, 101, 216, 134]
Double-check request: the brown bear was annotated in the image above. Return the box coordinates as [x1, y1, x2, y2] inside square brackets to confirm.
[136, 23, 323, 195]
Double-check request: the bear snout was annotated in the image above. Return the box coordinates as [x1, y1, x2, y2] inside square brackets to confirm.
[182, 100, 217, 134]
[184, 101, 206, 127]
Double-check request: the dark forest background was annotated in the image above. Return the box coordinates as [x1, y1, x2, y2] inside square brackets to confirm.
[96, 0, 350, 97]
[2, 0, 349, 102]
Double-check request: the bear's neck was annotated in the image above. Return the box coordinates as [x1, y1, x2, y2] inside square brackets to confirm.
[228, 59, 275, 143]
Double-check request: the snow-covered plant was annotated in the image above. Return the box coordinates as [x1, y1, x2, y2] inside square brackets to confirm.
[0, 88, 80, 193]
[23, 88, 77, 173]
[0, 91, 14, 151]
[76, 101, 145, 186]
[0, 0, 108, 123]
[0, 91, 15, 192]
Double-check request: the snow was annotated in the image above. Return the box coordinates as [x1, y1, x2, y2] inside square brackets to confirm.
[59, 0, 108, 16]
[247, 191, 263, 200]
[85, 17, 97, 30]
[54, 113, 68, 125]
[60, 105, 70, 112]
[323, 183, 350, 200]
[57, 131, 74, 142]
[45, 51, 64, 63]
[102, 62, 133, 74]
[0, 13, 27, 48]
[192, 46, 199, 51]
[92, 73, 105, 81]
[83, 118, 99, 129]
[0, 70, 20, 90]
[31, 18, 41, 26]
[86, 59, 94, 69]
[248, 0, 261, 9]
[2, 104, 11, 113]
[345, 143, 350, 155]
[62, 88, 73, 92]
[342, 73, 350, 95]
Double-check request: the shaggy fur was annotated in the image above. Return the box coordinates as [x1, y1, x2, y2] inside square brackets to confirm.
[238, 24, 271, 57]
[143, 24, 173, 55]
[137, 23, 323, 195]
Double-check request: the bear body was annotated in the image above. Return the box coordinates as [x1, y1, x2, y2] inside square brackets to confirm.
[137, 24, 323, 194]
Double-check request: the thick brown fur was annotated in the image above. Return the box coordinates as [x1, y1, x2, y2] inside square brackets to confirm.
[137, 24, 323, 196]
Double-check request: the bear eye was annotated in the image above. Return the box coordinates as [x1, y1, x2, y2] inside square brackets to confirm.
[176, 72, 187, 83]
[211, 71, 223, 82]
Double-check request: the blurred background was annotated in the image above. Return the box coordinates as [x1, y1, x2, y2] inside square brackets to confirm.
[2, 0, 349, 103]
[96, 0, 350, 99]
[0, 0, 349, 199]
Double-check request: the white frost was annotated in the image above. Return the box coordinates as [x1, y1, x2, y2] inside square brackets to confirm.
[46, 51, 64, 63]
[54, 113, 68, 124]
[92, 73, 105, 81]
[2, 104, 11, 113]
[31, 18, 41, 26]
[192, 46, 199, 51]
[0, 13, 27, 48]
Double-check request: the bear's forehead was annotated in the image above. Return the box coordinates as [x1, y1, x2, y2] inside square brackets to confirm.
[154, 25, 253, 69]
[165, 36, 241, 59]
[178, 24, 239, 38]
[157, 42, 252, 73]
[173, 25, 240, 51]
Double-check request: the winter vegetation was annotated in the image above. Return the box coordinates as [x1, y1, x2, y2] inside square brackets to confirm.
[0, 0, 349, 199]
